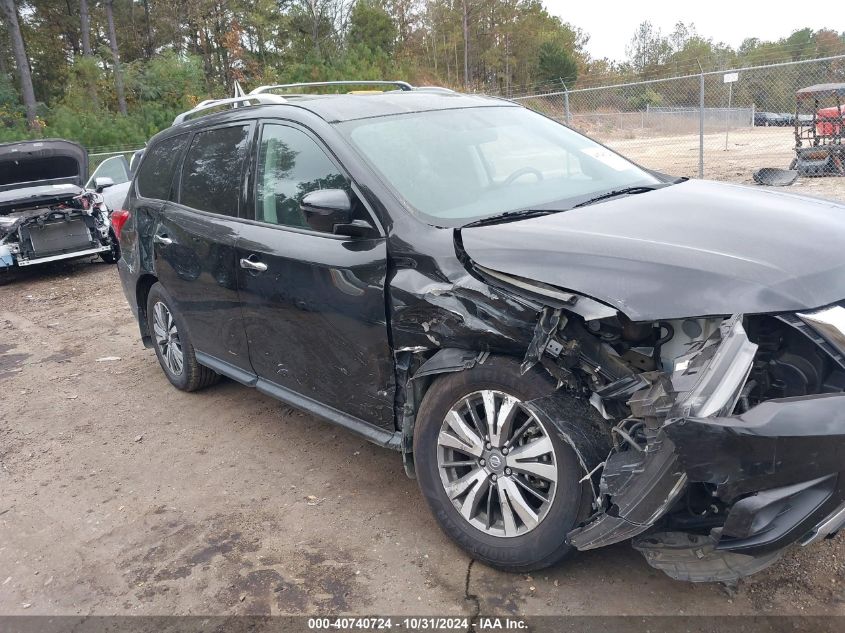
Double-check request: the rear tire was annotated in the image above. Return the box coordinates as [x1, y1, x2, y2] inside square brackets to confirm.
[413, 355, 589, 572]
[146, 282, 219, 392]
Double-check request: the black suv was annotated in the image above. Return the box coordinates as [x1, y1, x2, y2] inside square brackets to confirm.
[117, 82, 845, 583]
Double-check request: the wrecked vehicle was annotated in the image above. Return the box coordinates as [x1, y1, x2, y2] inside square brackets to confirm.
[116, 83, 845, 583]
[0, 139, 119, 270]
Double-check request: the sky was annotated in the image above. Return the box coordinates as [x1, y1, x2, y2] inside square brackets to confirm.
[544, 1, 836, 62]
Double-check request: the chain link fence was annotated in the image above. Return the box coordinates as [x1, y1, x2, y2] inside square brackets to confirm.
[511, 55, 845, 188]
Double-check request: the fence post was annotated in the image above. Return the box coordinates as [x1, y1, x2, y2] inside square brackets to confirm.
[751, 103, 755, 128]
[699, 72, 705, 178]
[563, 86, 572, 125]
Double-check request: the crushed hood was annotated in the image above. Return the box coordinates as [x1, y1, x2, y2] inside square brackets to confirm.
[460, 180, 845, 321]
[0, 139, 87, 193]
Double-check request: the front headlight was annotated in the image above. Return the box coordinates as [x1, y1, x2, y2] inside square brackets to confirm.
[797, 305, 845, 355]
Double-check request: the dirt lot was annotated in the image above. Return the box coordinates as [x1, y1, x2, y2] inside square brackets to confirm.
[608, 127, 845, 202]
[2, 235, 845, 619]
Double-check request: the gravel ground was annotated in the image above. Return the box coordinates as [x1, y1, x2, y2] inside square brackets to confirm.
[1, 187, 845, 617]
[612, 127, 845, 203]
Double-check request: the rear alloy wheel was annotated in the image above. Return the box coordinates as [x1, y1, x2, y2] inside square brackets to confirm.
[152, 301, 184, 377]
[145, 282, 219, 392]
[414, 356, 588, 572]
[437, 390, 557, 537]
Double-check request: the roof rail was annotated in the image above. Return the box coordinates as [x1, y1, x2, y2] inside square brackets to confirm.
[173, 94, 287, 125]
[411, 86, 456, 94]
[249, 80, 414, 95]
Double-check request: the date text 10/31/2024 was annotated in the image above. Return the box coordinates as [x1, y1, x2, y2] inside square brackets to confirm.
[307, 617, 528, 630]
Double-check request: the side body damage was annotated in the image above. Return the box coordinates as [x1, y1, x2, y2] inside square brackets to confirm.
[388, 229, 845, 583]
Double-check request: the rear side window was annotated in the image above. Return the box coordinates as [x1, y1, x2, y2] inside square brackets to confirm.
[135, 134, 188, 200]
[179, 125, 251, 217]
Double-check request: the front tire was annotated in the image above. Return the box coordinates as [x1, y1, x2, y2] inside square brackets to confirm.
[413, 356, 589, 572]
[146, 282, 219, 392]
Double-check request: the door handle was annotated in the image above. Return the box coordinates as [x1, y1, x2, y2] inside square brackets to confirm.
[153, 234, 173, 246]
[240, 257, 268, 272]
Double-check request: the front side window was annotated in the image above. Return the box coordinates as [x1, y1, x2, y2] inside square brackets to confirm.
[338, 106, 662, 226]
[255, 124, 349, 229]
[179, 125, 250, 216]
[135, 134, 189, 200]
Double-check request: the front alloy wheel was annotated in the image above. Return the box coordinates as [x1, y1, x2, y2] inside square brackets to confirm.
[437, 390, 557, 537]
[414, 355, 590, 572]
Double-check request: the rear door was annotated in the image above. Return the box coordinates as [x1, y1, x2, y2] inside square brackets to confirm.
[152, 123, 255, 377]
[235, 121, 395, 428]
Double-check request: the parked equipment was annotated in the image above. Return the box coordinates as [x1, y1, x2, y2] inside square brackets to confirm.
[792, 83, 845, 177]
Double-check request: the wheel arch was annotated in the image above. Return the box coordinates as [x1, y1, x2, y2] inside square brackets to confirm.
[398, 348, 496, 478]
[136, 273, 159, 347]
[399, 349, 611, 505]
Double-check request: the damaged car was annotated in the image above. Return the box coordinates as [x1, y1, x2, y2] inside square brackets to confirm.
[116, 83, 845, 583]
[0, 139, 120, 270]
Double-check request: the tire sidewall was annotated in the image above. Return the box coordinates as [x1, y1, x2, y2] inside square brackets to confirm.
[414, 357, 586, 571]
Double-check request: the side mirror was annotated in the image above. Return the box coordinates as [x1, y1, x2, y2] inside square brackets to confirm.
[94, 176, 115, 193]
[300, 189, 353, 233]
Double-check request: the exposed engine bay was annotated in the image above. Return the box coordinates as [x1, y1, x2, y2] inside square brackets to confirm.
[0, 189, 115, 268]
[519, 303, 845, 583]
[0, 139, 118, 269]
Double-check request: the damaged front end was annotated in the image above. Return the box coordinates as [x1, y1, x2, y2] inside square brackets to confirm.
[0, 189, 115, 268]
[0, 139, 116, 269]
[537, 311, 845, 583]
[388, 215, 845, 582]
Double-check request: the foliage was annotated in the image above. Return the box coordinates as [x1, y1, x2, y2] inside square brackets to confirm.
[1, 1, 844, 148]
[628, 88, 663, 110]
[537, 41, 577, 86]
[349, 1, 396, 55]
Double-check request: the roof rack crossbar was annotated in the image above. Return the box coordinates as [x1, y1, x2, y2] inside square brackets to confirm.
[249, 80, 414, 95]
[173, 94, 287, 125]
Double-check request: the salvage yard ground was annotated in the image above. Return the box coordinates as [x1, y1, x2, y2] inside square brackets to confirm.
[1, 166, 845, 618]
[609, 126, 845, 201]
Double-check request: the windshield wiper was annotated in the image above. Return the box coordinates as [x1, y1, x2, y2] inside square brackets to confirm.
[573, 184, 666, 209]
[463, 181, 677, 228]
[463, 207, 567, 228]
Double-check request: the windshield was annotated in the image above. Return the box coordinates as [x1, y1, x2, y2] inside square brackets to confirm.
[338, 106, 662, 226]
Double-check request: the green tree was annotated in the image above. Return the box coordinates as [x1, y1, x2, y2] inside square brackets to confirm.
[348, 1, 396, 55]
[0, 0, 37, 128]
[537, 41, 577, 86]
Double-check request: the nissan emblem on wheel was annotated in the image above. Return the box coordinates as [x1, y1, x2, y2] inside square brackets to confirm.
[115, 81, 845, 584]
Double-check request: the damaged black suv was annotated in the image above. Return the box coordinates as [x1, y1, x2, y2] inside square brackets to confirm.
[117, 82, 845, 583]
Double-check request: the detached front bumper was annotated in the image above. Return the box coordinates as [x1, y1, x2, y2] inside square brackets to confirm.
[667, 394, 845, 553]
[562, 315, 845, 582]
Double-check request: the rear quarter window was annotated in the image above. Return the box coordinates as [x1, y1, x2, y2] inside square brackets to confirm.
[135, 134, 189, 200]
[178, 125, 251, 217]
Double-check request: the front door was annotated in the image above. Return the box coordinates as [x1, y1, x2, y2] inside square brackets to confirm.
[153, 123, 254, 375]
[235, 121, 395, 428]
